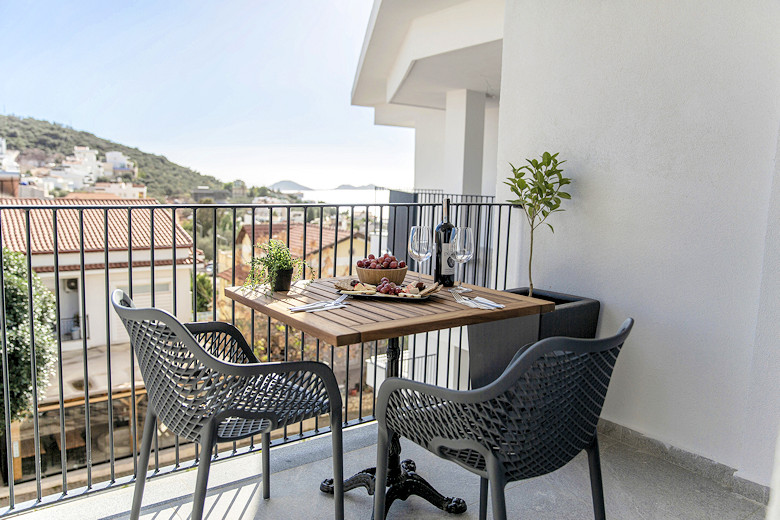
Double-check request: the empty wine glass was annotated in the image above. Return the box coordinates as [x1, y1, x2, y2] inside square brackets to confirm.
[408, 226, 433, 284]
[451, 227, 474, 292]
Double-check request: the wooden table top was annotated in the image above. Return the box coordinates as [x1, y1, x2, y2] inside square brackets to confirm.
[225, 274, 555, 347]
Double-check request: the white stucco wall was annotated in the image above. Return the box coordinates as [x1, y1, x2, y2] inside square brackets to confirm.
[414, 109, 448, 191]
[497, 0, 780, 485]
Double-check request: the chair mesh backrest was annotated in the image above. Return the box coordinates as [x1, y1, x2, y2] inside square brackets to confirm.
[118, 311, 228, 441]
[386, 342, 624, 482]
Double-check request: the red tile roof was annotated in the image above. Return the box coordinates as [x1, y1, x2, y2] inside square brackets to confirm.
[0, 198, 192, 254]
[238, 223, 364, 257]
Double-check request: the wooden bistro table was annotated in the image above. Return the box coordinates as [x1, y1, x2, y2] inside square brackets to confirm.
[225, 274, 554, 516]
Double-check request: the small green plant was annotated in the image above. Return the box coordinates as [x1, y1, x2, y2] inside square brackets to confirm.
[505, 152, 571, 297]
[244, 239, 314, 292]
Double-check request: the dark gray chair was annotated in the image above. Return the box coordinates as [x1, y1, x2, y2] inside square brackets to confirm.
[373, 319, 634, 520]
[111, 289, 344, 520]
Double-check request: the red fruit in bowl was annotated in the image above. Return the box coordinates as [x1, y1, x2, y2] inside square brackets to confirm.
[357, 260, 365, 268]
[368, 254, 375, 260]
[382, 262, 390, 268]
[380, 277, 389, 283]
[398, 261, 406, 268]
[389, 255, 396, 262]
[389, 261, 398, 269]
[370, 262, 378, 269]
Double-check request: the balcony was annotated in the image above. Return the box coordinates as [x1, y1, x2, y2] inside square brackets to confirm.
[14, 423, 767, 519]
[0, 198, 771, 518]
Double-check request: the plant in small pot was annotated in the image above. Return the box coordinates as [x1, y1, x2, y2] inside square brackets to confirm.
[244, 239, 315, 293]
[505, 151, 571, 297]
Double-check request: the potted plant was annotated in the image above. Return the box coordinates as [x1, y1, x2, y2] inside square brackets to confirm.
[244, 239, 314, 292]
[504, 151, 571, 297]
[468, 153, 600, 389]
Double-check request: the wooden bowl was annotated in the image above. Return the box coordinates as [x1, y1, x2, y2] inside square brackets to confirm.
[356, 266, 408, 285]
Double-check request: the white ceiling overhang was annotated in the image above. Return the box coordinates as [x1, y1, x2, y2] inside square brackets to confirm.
[352, 0, 504, 126]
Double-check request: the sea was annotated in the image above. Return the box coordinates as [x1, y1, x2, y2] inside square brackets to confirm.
[281, 188, 392, 206]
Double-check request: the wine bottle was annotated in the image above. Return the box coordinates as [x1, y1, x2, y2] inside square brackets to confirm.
[434, 198, 455, 286]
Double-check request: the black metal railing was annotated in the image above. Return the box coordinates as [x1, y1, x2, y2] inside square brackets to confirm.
[0, 200, 517, 514]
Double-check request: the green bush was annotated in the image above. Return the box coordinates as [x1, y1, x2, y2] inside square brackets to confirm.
[1, 249, 57, 424]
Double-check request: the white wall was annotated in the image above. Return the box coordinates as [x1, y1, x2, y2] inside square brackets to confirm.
[414, 109, 447, 191]
[497, 0, 780, 485]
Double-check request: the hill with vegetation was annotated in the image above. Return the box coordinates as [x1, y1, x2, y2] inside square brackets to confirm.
[0, 115, 222, 199]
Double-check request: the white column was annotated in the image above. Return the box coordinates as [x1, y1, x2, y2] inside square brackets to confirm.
[444, 89, 486, 195]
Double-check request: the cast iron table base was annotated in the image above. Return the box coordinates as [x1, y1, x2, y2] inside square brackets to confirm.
[320, 337, 467, 517]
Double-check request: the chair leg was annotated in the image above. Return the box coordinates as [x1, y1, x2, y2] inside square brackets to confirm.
[479, 477, 488, 520]
[487, 458, 506, 520]
[586, 435, 606, 520]
[191, 423, 216, 520]
[262, 432, 271, 500]
[373, 426, 390, 520]
[130, 408, 157, 520]
[331, 418, 344, 520]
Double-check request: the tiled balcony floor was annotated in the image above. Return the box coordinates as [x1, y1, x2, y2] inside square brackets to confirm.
[15, 422, 766, 520]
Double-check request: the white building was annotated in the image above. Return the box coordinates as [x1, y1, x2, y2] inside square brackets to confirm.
[62, 146, 102, 185]
[0, 137, 21, 173]
[353, 0, 780, 494]
[0, 198, 194, 352]
[92, 181, 147, 199]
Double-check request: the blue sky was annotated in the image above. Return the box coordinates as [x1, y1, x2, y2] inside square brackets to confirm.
[0, 1, 414, 189]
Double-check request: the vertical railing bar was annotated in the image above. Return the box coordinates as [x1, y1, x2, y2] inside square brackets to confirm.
[282, 208, 290, 441]
[150, 208, 159, 473]
[473, 204, 481, 285]
[0, 211, 15, 508]
[456, 326, 464, 391]
[23, 209, 44, 499]
[249, 207, 256, 450]
[482, 204, 492, 287]
[300, 207, 308, 437]
[49, 209, 69, 495]
[267, 210, 273, 366]
[171, 207, 180, 467]
[494, 206, 502, 290]
[429, 203, 435, 276]
[75, 209, 91, 491]
[191, 207, 199, 465]
[103, 208, 115, 482]
[344, 344, 350, 425]
[348, 206, 355, 276]
[212, 206, 217, 322]
[231, 207, 237, 327]
[445, 328, 452, 390]
[504, 208, 512, 290]
[372, 340, 378, 415]
[332, 207, 338, 278]
[127, 207, 138, 475]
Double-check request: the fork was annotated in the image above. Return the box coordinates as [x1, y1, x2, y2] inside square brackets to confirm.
[290, 294, 347, 312]
[450, 290, 491, 310]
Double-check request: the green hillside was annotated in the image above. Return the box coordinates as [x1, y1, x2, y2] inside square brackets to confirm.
[0, 115, 222, 199]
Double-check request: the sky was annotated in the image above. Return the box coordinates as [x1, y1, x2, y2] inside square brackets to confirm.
[0, 1, 415, 190]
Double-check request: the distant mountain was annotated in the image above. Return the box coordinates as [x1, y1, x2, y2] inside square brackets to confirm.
[0, 115, 222, 199]
[271, 180, 311, 191]
[335, 184, 378, 190]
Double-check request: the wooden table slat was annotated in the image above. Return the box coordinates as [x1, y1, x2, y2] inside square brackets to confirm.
[225, 275, 554, 346]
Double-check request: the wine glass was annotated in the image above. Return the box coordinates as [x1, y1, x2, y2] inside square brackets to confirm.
[451, 227, 474, 292]
[408, 226, 433, 284]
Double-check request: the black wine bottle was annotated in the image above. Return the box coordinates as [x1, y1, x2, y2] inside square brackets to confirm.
[435, 198, 455, 286]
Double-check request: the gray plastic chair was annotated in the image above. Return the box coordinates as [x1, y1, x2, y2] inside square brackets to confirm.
[373, 319, 634, 520]
[111, 289, 344, 520]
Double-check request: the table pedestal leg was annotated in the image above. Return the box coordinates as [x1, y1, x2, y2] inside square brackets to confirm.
[320, 337, 467, 516]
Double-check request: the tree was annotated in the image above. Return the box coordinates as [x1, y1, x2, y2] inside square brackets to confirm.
[193, 273, 213, 313]
[0, 249, 57, 424]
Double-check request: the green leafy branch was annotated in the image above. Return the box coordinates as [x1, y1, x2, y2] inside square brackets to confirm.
[504, 152, 571, 296]
[244, 239, 315, 292]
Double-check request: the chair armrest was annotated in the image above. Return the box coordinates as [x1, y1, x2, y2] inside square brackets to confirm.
[185, 321, 258, 364]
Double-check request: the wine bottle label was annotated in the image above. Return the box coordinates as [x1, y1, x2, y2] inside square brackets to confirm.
[441, 242, 455, 275]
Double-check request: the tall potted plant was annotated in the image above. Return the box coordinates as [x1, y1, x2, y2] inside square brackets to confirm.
[244, 239, 314, 292]
[469, 153, 600, 389]
[504, 151, 571, 297]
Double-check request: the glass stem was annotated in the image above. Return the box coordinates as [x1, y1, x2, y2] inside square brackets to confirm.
[417, 260, 422, 283]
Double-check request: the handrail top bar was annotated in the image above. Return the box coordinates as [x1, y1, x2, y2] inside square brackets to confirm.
[0, 202, 515, 210]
